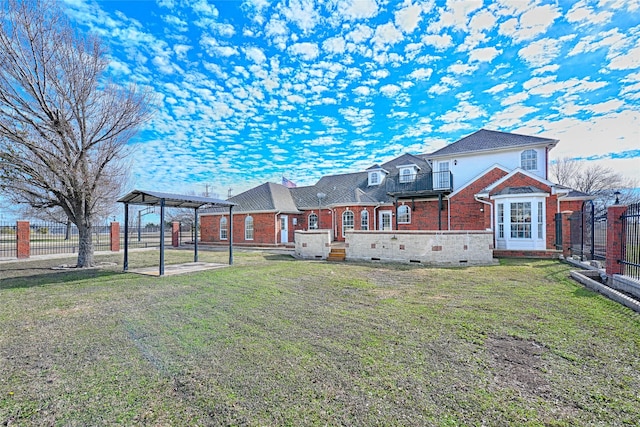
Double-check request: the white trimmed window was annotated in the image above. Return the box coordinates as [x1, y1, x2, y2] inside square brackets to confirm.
[397, 205, 411, 224]
[361, 210, 369, 230]
[245, 216, 254, 240]
[497, 203, 504, 239]
[537, 201, 544, 239]
[220, 217, 228, 240]
[308, 213, 318, 229]
[521, 149, 537, 171]
[510, 202, 532, 238]
[342, 210, 354, 237]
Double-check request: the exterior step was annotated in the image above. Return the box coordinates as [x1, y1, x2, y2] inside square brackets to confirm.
[327, 248, 346, 261]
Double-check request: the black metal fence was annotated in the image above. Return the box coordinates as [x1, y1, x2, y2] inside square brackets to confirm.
[0, 222, 17, 258]
[568, 201, 607, 261]
[621, 203, 640, 281]
[123, 225, 173, 249]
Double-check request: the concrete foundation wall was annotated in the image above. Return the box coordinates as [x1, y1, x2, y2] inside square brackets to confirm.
[295, 230, 332, 260]
[345, 230, 496, 266]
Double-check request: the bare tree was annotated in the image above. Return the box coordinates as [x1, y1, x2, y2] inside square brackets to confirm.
[0, 0, 152, 267]
[550, 157, 639, 213]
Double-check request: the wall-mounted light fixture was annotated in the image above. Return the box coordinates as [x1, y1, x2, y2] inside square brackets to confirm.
[454, 159, 457, 166]
[614, 190, 621, 204]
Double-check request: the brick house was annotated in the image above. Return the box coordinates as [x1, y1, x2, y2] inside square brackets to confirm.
[200, 129, 590, 254]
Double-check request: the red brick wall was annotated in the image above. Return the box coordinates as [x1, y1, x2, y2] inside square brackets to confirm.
[110, 222, 120, 252]
[395, 200, 449, 231]
[172, 222, 180, 247]
[450, 168, 508, 231]
[16, 221, 30, 258]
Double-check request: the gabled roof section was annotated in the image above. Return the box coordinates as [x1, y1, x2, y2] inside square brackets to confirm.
[366, 164, 389, 173]
[221, 182, 300, 213]
[382, 153, 432, 173]
[427, 129, 558, 159]
[493, 186, 548, 196]
[475, 167, 567, 198]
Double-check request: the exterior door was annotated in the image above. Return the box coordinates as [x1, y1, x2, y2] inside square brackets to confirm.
[379, 211, 392, 231]
[280, 215, 288, 243]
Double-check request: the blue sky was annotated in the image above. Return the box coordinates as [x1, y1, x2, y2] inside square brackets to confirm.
[61, 0, 640, 198]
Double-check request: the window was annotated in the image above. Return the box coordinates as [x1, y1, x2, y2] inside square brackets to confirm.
[361, 210, 369, 230]
[342, 210, 354, 237]
[397, 205, 411, 224]
[537, 201, 544, 239]
[521, 149, 537, 171]
[220, 217, 228, 240]
[436, 161, 450, 189]
[308, 213, 318, 229]
[497, 203, 504, 238]
[510, 202, 531, 239]
[370, 172, 379, 185]
[399, 168, 415, 183]
[245, 216, 254, 240]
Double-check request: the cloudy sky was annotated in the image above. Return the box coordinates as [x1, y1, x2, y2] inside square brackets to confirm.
[62, 0, 640, 197]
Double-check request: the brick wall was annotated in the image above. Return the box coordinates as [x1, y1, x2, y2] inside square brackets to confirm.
[395, 199, 449, 231]
[450, 167, 508, 231]
[110, 222, 120, 252]
[16, 221, 30, 258]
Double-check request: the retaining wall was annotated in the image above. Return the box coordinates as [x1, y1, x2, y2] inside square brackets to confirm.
[294, 230, 332, 260]
[345, 230, 496, 266]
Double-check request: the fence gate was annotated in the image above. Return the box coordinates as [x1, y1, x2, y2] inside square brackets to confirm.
[568, 200, 607, 261]
[620, 202, 640, 281]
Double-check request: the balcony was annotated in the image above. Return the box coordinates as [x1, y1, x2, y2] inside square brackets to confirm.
[385, 171, 453, 197]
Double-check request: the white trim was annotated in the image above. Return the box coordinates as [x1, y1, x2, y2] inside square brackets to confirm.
[448, 163, 511, 198]
[426, 140, 558, 160]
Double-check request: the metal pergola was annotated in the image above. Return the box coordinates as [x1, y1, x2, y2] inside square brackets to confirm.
[117, 190, 235, 276]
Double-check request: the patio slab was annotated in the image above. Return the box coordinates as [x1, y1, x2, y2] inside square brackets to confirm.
[129, 262, 229, 276]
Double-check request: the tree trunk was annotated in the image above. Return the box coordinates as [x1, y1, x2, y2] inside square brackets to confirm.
[76, 222, 95, 268]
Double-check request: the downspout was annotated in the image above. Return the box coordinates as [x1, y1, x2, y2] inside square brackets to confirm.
[274, 211, 281, 245]
[474, 196, 493, 231]
[447, 197, 451, 230]
[373, 203, 380, 230]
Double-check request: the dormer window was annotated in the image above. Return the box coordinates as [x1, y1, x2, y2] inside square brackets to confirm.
[370, 172, 379, 185]
[397, 164, 420, 183]
[368, 167, 388, 186]
[521, 149, 537, 171]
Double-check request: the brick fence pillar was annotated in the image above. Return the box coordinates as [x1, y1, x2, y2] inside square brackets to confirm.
[606, 205, 627, 277]
[110, 222, 120, 252]
[172, 222, 180, 247]
[561, 211, 573, 258]
[16, 220, 30, 259]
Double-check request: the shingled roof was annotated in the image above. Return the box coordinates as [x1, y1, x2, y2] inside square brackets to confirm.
[427, 129, 558, 158]
[215, 182, 300, 213]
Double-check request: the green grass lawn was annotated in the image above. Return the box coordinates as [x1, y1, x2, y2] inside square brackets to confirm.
[1, 250, 639, 426]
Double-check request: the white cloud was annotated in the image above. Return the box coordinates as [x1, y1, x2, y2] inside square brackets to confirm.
[338, 0, 379, 20]
[395, 2, 423, 33]
[469, 47, 501, 62]
[380, 84, 401, 97]
[498, 3, 561, 43]
[484, 83, 512, 94]
[244, 46, 267, 63]
[422, 33, 453, 50]
[408, 68, 433, 80]
[448, 62, 478, 75]
[428, 0, 482, 32]
[372, 22, 404, 49]
[501, 92, 529, 106]
[518, 38, 561, 67]
[322, 36, 346, 55]
[353, 86, 372, 96]
[372, 69, 390, 79]
[469, 9, 497, 32]
[608, 45, 640, 70]
[567, 1, 614, 25]
[289, 42, 319, 60]
[280, 0, 320, 33]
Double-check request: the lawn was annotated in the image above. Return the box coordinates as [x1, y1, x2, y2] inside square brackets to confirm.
[1, 250, 639, 426]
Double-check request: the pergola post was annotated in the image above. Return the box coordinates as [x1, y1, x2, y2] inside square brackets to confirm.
[124, 203, 129, 271]
[194, 207, 199, 263]
[160, 198, 165, 276]
[229, 205, 234, 265]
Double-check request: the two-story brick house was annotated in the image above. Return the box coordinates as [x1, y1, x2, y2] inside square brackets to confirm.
[200, 129, 589, 255]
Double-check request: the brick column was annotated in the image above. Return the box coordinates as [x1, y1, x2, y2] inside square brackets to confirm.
[16, 221, 30, 259]
[606, 205, 627, 277]
[110, 222, 120, 252]
[172, 222, 180, 247]
[561, 211, 573, 258]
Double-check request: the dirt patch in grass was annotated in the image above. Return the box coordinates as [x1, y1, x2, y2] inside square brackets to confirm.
[486, 335, 549, 394]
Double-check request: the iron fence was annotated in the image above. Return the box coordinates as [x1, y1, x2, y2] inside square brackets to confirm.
[123, 225, 173, 249]
[28, 222, 113, 255]
[621, 203, 640, 281]
[569, 201, 607, 261]
[0, 222, 17, 258]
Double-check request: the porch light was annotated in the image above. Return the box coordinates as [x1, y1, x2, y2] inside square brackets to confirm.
[614, 190, 621, 204]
